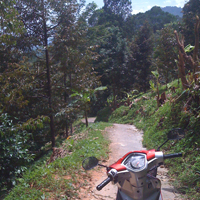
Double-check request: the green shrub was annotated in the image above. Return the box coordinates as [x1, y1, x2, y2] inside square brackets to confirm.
[0, 112, 34, 191]
[95, 107, 112, 122]
[109, 106, 130, 123]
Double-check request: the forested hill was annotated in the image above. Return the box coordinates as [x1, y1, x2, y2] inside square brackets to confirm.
[161, 6, 183, 17]
[128, 6, 178, 33]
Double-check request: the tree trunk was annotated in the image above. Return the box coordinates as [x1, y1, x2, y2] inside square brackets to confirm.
[166, 71, 169, 90]
[69, 73, 73, 135]
[85, 108, 88, 127]
[174, 31, 190, 90]
[64, 70, 68, 138]
[113, 86, 116, 109]
[193, 16, 200, 79]
[70, 123, 73, 135]
[65, 121, 69, 138]
[178, 65, 180, 87]
[178, 50, 189, 90]
[42, 1, 55, 147]
[156, 78, 160, 107]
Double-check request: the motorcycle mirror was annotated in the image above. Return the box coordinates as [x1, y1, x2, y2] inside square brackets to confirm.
[82, 157, 99, 170]
[157, 128, 185, 151]
[167, 128, 185, 140]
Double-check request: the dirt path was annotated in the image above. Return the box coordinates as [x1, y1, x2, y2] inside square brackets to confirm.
[79, 123, 181, 200]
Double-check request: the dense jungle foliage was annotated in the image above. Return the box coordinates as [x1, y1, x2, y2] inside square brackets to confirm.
[0, 0, 200, 199]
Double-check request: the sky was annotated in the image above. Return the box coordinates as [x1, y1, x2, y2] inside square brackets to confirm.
[85, 0, 189, 14]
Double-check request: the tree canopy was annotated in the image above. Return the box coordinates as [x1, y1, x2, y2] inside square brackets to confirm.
[103, 0, 132, 19]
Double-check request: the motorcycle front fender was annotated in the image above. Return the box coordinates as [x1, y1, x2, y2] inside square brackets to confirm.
[116, 189, 162, 200]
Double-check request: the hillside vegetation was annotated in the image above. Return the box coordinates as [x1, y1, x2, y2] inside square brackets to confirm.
[161, 6, 183, 18]
[102, 79, 200, 199]
[3, 122, 111, 199]
[1, 0, 200, 198]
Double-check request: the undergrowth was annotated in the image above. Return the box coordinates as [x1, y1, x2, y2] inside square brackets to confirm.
[95, 106, 113, 122]
[107, 79, 200, 200]
[3, 122, 111, 200]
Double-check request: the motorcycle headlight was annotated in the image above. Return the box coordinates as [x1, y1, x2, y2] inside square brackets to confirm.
[123, 153, 146, 171]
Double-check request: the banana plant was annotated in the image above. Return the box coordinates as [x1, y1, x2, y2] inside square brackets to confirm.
[71, 86, 107, 127]
[151, 70, 160, 107]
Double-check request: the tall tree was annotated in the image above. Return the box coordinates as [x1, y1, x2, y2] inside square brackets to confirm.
[154, 25, 178, 85]
[0, 0, 24, 72]
[182, 0, 200, 45]
[130, 21, 153, 92]
[90, 25, 130, 108]
[0, 1, 38, 189]
[51, 2, 99, 136]
[15, 0, 80, 147]
[0, 0, 28, 116]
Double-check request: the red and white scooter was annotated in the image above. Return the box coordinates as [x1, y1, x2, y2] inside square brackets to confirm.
[82, 128, 184, 200]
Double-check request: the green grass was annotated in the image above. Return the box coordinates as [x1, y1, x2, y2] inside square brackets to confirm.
[4, 122, 111, 200]
[106, 80, 200, 200]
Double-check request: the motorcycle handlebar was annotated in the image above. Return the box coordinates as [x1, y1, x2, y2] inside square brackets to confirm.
[164, 153, 182, 159]
[96, 176, 112, 191]
[96, 153, 182, 191]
